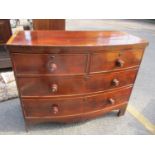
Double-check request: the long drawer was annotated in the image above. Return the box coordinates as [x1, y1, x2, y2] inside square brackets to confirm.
[12, 53, 87, 75]
[23, 87, 132, 117]
[18, 69, 137, 97]
[90, 49, 144, 73]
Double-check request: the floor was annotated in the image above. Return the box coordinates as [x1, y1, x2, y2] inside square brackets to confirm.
[0, 19, 155, 134]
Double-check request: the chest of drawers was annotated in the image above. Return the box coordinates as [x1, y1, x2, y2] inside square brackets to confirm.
[7, 31, 148, 129]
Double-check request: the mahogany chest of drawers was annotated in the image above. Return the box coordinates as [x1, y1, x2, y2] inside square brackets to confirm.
[7, 30, 148, 129]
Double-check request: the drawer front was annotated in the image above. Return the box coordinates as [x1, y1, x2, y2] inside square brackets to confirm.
[84, 86, 132, 112]
[18, 69, 137, 97]
[12, 53, 87, 75]
[90, 50, 144, 73]
[22, 87, 132, 117]
[23, 97, 85, 117]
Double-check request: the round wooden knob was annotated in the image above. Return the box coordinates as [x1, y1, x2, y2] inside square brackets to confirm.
[116, 59, 124, 67]
[49, 55, 55, 59]
[108, 98, 115, 105]
[51, 84, 58, 93]
[112, 79, 119, 86]
[48, 62, 57, 72]
[52, 105, 59, 114]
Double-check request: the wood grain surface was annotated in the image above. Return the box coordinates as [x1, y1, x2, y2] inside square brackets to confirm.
[7, 30, 148, 126]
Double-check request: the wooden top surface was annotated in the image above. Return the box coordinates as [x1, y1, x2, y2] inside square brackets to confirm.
[7, 30, 148, 48]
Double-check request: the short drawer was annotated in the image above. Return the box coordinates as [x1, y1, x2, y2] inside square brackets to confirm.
[22, 87, 132, 117]
[18, 69, 137, 97]
[12, 53, 87, 75]
[90, 49, 144, 73]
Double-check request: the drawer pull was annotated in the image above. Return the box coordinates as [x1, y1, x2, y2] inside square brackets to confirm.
[112, 79, 119, 86]
[116, 59, 124, 67]
[108, 98, 115, 105]
[52, 105, 59, 114]
[49, 55, 55, 59]
[51, 84, 58, 93]
[48, 62, 57, 72]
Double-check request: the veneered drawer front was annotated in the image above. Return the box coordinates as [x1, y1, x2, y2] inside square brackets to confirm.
[90, 50, 144, 73]
[23, 97, 85, 117]
[18, 69, 137, 97]
[22, 87, 132, 117]
[12, 53, 87, 75]
[84, 86, 132, 112]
